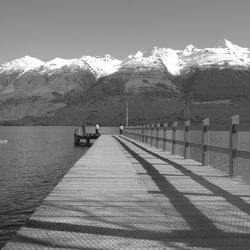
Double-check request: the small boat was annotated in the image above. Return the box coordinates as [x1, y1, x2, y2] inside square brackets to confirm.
[74, 127, 100, 146]
[0, 140, 8, 144]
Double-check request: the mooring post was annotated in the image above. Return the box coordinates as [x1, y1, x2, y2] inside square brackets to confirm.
[184, 120, 190, 159]
[172, 122, 177, 154]
[202, 118, 210, 165]
[163, 122, 168, 151]
[229, 115, 239, 177]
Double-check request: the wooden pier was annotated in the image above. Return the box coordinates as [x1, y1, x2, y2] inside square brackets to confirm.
[3, 134, 250, 249]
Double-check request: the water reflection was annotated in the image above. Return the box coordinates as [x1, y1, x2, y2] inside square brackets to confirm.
[0, 126, 87, 248]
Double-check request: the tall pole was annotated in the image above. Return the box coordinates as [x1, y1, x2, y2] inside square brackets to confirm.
[125, 99, 128, 126]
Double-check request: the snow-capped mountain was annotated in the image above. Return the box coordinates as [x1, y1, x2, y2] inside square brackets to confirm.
[180, 39, 250, 75]
[0, 54, 121, 76]
[1, 39, 250, 125]
[0, 56, 44, 72]
[1, 39, 249, 84]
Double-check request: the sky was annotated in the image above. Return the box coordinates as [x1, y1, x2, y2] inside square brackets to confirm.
[0, 0, 250, 64]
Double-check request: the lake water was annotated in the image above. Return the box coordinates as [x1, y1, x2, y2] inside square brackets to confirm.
[0, 126, 91, 248]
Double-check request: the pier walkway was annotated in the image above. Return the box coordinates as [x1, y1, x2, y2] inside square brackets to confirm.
[3, 134, 250, 249]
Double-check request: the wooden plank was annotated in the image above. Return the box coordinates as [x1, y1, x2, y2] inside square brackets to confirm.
[206, 145, 230, 154]
[3, 134, 250, 249]
[235, 149, 250, 159]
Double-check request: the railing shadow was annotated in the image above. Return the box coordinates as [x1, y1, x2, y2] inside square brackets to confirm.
[120, 136, 250, 216]
[115, 136, 250, 250]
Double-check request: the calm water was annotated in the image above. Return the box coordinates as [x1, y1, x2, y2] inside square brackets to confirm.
[0, 126, 89, 248]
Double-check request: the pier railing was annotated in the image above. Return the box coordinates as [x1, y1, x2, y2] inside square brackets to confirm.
[123, 115, 250, 177]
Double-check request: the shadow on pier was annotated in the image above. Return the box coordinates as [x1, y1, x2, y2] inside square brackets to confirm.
[4, 135, 250, 250]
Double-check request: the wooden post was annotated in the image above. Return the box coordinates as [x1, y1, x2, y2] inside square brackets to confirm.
[150, 124, 154, 146]
[172, 122, 177, 154]
[202, 118, 210, 165]
[156, 123, 161, 148]
[184, 120, 190, 159]
[141, 125, 145, 142]
[138, 126, 140, 141]
[140, 125, 143, 142]
[163, 122, 168, 151]
[229, 115, 239, 177]
[146, 125, 150, 144]
[136, 126, 139, 140]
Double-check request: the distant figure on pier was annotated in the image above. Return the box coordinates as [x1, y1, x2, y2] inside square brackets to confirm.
[81, 123, 86, 135]
[119, 124, 124, 135]
[95, 123, 100, 134]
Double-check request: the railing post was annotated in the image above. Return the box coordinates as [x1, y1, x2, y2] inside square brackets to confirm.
[150, 124, 154, 146]
[141, 125, 145, 142]
[143, 125, 146, 142]
[202, 118, 210, 165]
[139, 126, 141, 141]
[184, 120, 190, 159]
[163, 122, 168, 151]
[172, 122, 177, 154]
[229, 115, 239, 177]
[139, 125, 142, 141]
[137, 126, 139, 141]
[146, 125, 149, 144]
[156, 123, 160, 148]
[140, 125, 143, 142]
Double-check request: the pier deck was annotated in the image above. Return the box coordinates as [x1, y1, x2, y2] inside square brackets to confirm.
[3, 134, 250, 249]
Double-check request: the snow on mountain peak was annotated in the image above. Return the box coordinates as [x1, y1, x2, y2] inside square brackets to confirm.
[1, 39, 250, 78]
[103, 54, 116, 61]
[46, 57, 76, 68]
[150, 47, 182, 75]
[1, 56, 44, 71]
[183, 44, 198, 56]
[223, 39, 249, 55]
[128, 51, 144, 60]
[77, 55, 121, 77]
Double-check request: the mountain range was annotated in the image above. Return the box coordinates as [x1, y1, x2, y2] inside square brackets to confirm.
[1, 39, 250, 126]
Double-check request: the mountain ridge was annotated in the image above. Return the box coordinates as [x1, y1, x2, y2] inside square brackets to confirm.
[1, 39, 250, 125]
